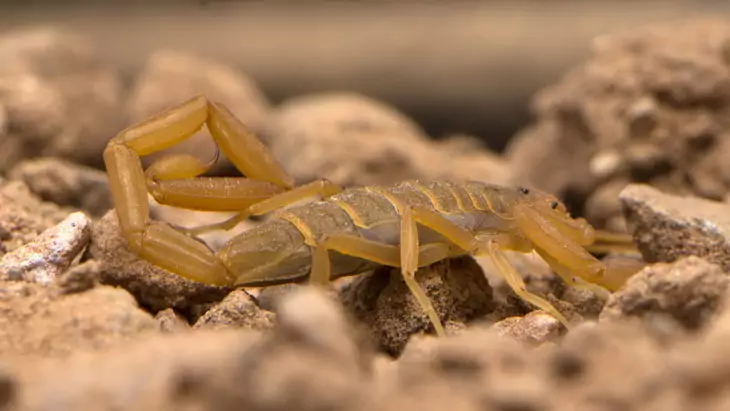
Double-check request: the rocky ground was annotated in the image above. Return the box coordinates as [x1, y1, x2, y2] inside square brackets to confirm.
[3, 19, 730, 411]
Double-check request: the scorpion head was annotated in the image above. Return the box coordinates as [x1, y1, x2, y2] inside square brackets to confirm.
[516, 186, 595, 246]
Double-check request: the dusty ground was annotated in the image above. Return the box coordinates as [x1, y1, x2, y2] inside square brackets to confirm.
[3, 18, 730, 411]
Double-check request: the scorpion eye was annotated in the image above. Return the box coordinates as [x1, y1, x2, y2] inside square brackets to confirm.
[550, 201, 559, 210]
[518, 187, 530, 195]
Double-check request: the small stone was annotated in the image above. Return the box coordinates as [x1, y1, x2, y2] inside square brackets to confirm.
[600, 256, 729, 330]
[0, 212, 90, 285]
[620, 183, 730, 270]
[155, 308, 190, 333]
[493, 311, 564, 346]
[194, 289, 275, 332]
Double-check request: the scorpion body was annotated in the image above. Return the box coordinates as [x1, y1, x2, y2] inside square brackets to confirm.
[104, 95, 644, 336]
[219, 180, 532, 286]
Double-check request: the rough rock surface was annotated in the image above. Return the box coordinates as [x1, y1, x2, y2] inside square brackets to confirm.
[621, 183, 730, 270]
[493, 311, 564, 346]
[0, 177, 69, 256]
[601, 256, 729, 330]
[0, 212, 90, 284]
[506, 20, 730, 231]
[127, 49, 273, 172]
[0, 26, 124, 171]
[9, 157, 113, 217]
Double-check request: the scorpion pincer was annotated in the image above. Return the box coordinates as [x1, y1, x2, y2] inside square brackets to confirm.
[103, 95, 644, 336]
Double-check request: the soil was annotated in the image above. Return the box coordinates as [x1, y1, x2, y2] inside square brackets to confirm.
[3, 19, 730, 411]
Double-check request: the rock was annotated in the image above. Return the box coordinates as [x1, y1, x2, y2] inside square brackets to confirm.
[0, 177, 69, 256]
[0, 281, 158, 359]
[600, 257, 729, 331]
[155, 308, 190, 333]
[340, 256, 494, 356]
[0, 27, 124, 171]
[620, 183, 730, 271]
[127, 49, 272, 172]
[87, 210, 231, 314]
[493, 311, 564, 345]
[8, 157, 113, 217]
[269, 92, 510, 187]
[0, 212, 91, 285]
[505, 19, 730, 230]
[194, 289, 275, 332]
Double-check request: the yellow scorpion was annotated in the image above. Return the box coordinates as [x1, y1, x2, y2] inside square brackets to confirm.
[104, 95, 644, 335]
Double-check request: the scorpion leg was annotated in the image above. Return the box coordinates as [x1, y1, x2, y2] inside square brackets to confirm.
[399, 206, 480, 336]
[478, 238, 570, 326]
[399, 206, 571, 328]
[309, 232, 452, 336]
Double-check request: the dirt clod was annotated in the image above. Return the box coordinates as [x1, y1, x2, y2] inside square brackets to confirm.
[194, 289, 275, 332]
[600, 256, 729, 330]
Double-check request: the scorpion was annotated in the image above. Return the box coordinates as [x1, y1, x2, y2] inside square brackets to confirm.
[103, 95, 644, 336]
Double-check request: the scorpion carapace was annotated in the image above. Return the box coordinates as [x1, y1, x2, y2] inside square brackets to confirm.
[104, 95, 645, 336]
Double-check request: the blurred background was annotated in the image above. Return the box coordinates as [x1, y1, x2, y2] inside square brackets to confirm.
[2, 0, 727, 151]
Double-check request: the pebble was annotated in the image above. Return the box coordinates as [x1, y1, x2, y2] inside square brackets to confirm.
[0, 212, 90, 284]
